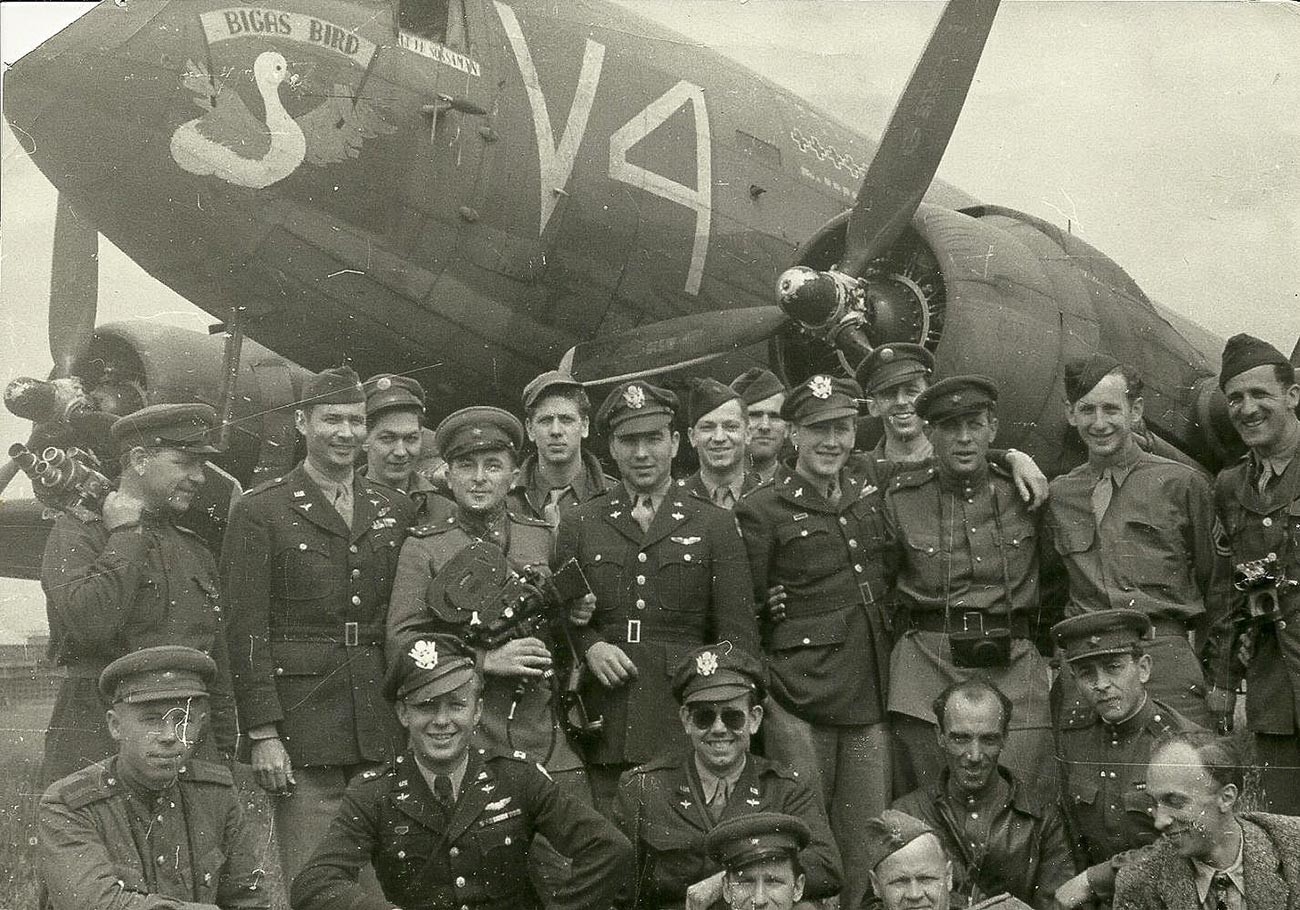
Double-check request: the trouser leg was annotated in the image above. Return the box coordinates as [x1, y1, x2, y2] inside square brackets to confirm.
[1253, 732, 1300, 814]
[831, 723, 891, 910]
[276, 763, 386, 898]
[890, 714, 943, 796]
[586, 762, 630, 820]
[1001, 725, 1057, 795]
[762, 697, 827, 797]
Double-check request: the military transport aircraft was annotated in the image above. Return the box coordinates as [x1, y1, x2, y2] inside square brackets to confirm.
[0, 0, 1285, 578]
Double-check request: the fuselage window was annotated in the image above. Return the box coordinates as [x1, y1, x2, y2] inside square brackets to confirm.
[399, 0, 468, 50]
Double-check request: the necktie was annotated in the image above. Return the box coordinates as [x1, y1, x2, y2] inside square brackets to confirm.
[1209, 871, 1231, 910]
[707, 779, 730, 822]
[1091, 469, 1114, 524]
[632, 494, 655, 532]
[331, 482, 354, 528]
[824, 482, 841, 507]
[543, 487, 568, 527]
[1257, 461, 1275, 497]
[712, 485, 736, 510]
[433, 774, 454, 810]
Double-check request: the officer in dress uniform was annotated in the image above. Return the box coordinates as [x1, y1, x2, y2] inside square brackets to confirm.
[881, 376, 1060, 800]
[705, 812, 813, 910]
[730, 368, 789, 485]
[555, 381, 759, 810]
[222, 366, 416, 882]
[679, 379, 763, 510]
[1051, 610, 1203, 909]
[1205, 333, 1300, 815]
[40, 403, 236, 784]
[615, 644, 840, 910]
[39, 646, 278, 909]
[361, 373, 455, 525]
[291, 634, 632, 910]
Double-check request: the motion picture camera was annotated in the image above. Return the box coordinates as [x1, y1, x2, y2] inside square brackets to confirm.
[9, 442, 112, 521]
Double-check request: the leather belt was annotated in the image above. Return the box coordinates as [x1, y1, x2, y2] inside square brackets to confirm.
[273, 622, 384, 646]
[900, 610, 1037, 640]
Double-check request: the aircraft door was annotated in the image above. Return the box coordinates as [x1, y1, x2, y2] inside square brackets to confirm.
[391, 0, 494, 267]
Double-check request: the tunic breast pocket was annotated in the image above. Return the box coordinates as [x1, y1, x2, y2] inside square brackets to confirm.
[658, 546, 710, 609]
[584, 549, 628, 603]
[775, 522, 840, 581]
[276, 541, 336, 601]
[195, 846, 225, 901]
[474, 817, 530, 895]
[1054, 521, 1095, 556]
[1119, 519, 1179, 581]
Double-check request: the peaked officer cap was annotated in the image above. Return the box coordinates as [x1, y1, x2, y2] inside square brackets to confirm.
[111, 403, 222, 455]
[780, 375, 862, 425]
[706, 812, 811, 872]
[435, 407, 524, 462]
[856, 343, 934, 395]
[364, 374, 425, 419]
[672, 643, 766, 704]
[386, 633, 479, 703]
[100, 646, 216, 703]
[915, 375, 999, 424]
[597, 381, 678, 436]
[1052, 609, 1153, 664]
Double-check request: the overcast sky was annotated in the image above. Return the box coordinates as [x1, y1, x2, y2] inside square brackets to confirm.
[1, 1, 1298, 636]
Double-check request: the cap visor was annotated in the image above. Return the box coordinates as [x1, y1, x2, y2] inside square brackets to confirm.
[867, 364, 927, 394]
[1066, 645, 1136, 664]
[797, 405, 858, 425]
[122, 687, 210, 704]
[684, 682, 753, 703]
[611, 412, 673, 436]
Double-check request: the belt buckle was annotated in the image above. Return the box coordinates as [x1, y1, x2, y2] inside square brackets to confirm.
[961, 611, 984, 634]
[344, 621, 359, 647]
[626, 620, 641, 644]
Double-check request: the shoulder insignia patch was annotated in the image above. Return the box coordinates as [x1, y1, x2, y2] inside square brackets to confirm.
[890, 465, 936, 491]
[244, 475, 288, 497]
[183, 760, 234, 786]
[508, 512, 553, 529]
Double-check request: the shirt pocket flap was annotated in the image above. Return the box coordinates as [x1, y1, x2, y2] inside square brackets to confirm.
[1054, 521, 1096, 554]
[1068, 775, 1100, 806]
[768, 610, 849, 651]
[904, 533, 943, 558]
[775, 521, 833, 546]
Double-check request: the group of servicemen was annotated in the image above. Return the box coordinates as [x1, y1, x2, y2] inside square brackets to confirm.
[31, 327, 1300, 910]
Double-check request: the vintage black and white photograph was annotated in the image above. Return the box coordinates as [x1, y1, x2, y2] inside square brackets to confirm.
[1, 1, 1298, 908]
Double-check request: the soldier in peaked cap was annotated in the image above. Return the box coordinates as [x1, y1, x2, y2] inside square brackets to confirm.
[510, 369, 616, 526]
[293, 633, 633, 910]
[681, 378, 763, 510]
[880, 374, 1061, 811]
[39, 402, 237, 785]
[731, 367, 790, 483]
[1051, 609, 1203, 908]
[706, 812, 813, 910]
[1205, 332, 1300, 814]
[39, 646, 279, 909]
[616, 643, 841, 909]
[222, 364, 416, 883]
[556, 380, 758, 812]
[361, 373, 453, 525]
[864, 811, 954, 910]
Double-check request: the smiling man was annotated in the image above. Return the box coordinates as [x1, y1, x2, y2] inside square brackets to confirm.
[1045, 355, 1215, 726]
[1112, 732, 1300, 910]
[223, 366, 415, 883]
[361, 372, 453, 525]
[731, 367, 789, 484]
[681, 378, 762, 509]
[1205, 333, 1300, 815]
[615, 644, 840, 910]
[891, 679, 1073, 909]
[39, 403, 236, 784]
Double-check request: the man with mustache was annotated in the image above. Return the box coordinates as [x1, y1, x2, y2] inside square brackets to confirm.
[39, 403, 236, 784]
[681, 378, 763, 510]
[615, 643, 840, 910]
[1045, 355, 1215, 726]
[891, 679, 1074, 909]
[1113, 732, 1300, 910]
[360, 373, 453, 525]
[39, 646, 278, 909]
[730, 368, 788, 485]
[1205, 333, 1300, 814]
[223, 366, 416, 882]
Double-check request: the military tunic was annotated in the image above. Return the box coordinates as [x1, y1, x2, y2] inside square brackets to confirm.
[677, 472, 763, 511]
[387, 510, 584, 772]
[291, 750, 633, 910]
[40, 511, 236, 783]
[507, 450, 617, 525]
[1057, 696, 1199, 890]
[615, 751, 841, 909]
[555, 486, 759, 766]
[39, 757, 276, 909]
[222, 462, 415, 766]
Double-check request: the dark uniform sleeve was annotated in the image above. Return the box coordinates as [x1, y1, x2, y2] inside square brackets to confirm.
[1031, 804, 1077, 909]
[613, 770, 650, 910]
[386, 535, 435, 659]
[734, 496, 777, 608]
[778, 771, 843, 900]
[290, 780, 390, 910]
[703, 507, 759, 653]
[1183, 467, 1218, 653]
[519, 761, 634, 910]
[556, 511, 607, 655]
[206, 606, 238, 757]
[1204, 476, 1247, 693]
[42, 515, 149, 659]
[221, 494, 283, 733]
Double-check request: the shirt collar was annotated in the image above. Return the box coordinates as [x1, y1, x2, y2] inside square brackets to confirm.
[624, 478, 672, 510]
[694, 754, 746, 803]
[1252, 422, 1300, 479]
[701, 471, 745, 502]
[1104, 693, 1152, 738]
[413, 751, 470, 802]
[1088, 440, 1144, 486]
[1191, 822, 1246, 905]
[304, 458, 352, 499]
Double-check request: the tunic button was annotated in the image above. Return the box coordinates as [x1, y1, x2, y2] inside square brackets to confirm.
[504, 836, 512, 845]
[455, 876, 467, 888]
[1279, 620, 1288, 631]
[1263, 517, 1273, 528]
[839, 517, 848, 525]
[683, 554, 692, 562]
[1109, 772, 1117, 779]
[802, 637, 811, 645]
[800, 530, 808, 537]
[349, 544, 358, 553]
[636, 575, 646, 585]
[351, 569, 361, 579]
[848, 539, 857, 548]
[854, 564, 863, 573]
[449, 847, 459, 858]
[275, 667, 284, 676]
[397, 850, 406, 859]
[157, 855, 166, 864]
[298, 543, 308, 550]
[638, 552, 647, 563]
[351, 595, 361, 606]
[636, 599, 646, 610]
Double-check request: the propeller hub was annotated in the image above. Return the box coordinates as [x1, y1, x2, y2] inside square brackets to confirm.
[777, 266, 860, 328]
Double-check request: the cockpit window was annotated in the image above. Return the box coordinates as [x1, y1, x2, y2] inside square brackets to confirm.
[399, 0, 468, 50]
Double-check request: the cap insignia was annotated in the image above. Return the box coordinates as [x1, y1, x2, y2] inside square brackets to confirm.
[376, 377, 392, 391]
[951, 393, 963, 405]
[409, 639, 439, 671]
[696, 651, 719, 676]
[1088, 635, 1101, 645]
[624, 385, 646, 409]
[881, 348, 895, 361]
[809, 375, 833, 399]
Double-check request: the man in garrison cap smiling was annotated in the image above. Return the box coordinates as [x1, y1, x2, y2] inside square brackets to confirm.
[222, 366, 416, 883]
[1205, 332, 1300, 814]
[680, 377, 764, 510]
[731, 367, 790, 484]
[39, 402, 237, 784]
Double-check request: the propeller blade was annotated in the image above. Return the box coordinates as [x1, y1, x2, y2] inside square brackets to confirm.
[840, 0, 1000, 276]
[49, 194, 99, 377]
[561, 308, 788, 385]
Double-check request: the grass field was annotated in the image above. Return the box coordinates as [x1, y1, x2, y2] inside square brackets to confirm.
[0, 697, 53, 910]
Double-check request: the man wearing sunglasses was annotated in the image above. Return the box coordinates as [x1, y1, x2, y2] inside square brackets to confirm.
[615, 643, 840, 910]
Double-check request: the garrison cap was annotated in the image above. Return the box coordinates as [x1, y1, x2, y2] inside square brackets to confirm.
[730, 367, 786, 407]
[1062, 354, 1125, 405]
[111, 403, 222, 454]
[1219, 333, 1290, 389]
[780, 375, 862, 425]
[522, 370, 584, 411]
[434, 406, 524, 462]
[302, 366, 365, 407]
[688, 378, 743, 428]
[597, 381, 678, 436]
[672, 643, 766, 705]
[99, 646, 216, 703]
[364, 374, 425, 419]
[386, 634, 478, 703]
[915, 375, 999, 424]
[1052, 609, 1153, 664]
[863, 810, 938, 870]
[856, 343, 934, 395]
[705, 812, 811, 872]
